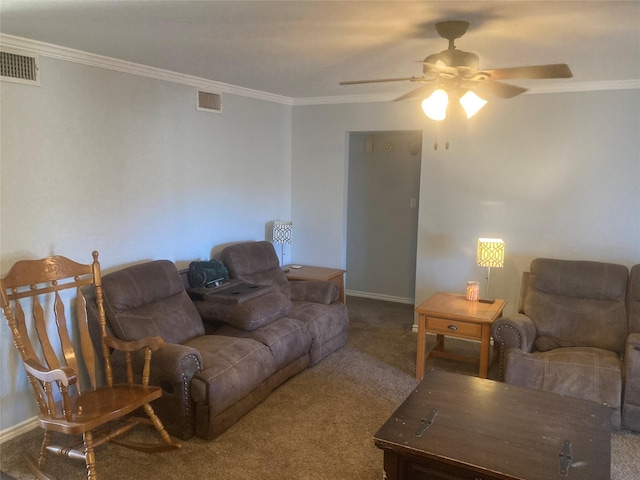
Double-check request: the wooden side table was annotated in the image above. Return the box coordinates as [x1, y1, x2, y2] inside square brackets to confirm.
[283, 265, 346, 303]
[415, 292, 506, 380]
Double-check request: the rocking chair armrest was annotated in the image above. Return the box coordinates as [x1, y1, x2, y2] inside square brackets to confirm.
[22, 358, 77, 387]
[104, 335, 165, 352]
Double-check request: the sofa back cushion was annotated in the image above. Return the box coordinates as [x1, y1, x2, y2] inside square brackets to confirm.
[524, 258, 628, 354]
[102, 260, 205, 344]
[221, 241, 290, 296]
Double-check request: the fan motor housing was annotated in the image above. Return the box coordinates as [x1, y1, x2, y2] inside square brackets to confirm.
[424, 50, 479, 73]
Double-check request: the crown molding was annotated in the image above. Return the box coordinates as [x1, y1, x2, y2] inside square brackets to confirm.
[3, 34, 638, 108]
[0, 34, 295, 105]
[526, 79, 640, 94]
[292, 93, 394, 106]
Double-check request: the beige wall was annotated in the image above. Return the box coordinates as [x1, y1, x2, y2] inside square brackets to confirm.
[291, 91, 640, 311]
[0, 56, 293, 434]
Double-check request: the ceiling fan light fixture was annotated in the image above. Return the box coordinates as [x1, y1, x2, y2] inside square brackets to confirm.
[422, 89, 448, 121]
[340, 20, 571, 122]
[459, 90, 488, 118]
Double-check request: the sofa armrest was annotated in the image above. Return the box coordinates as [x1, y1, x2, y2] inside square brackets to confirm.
[111, 341, 203, 440]
[623, 332, 640, 430]
[289, 280, 339, 304]
[111, 342, 202, 385]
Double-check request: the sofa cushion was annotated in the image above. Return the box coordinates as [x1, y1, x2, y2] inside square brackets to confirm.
[221, 241, 290, 296]
[185, 335, 276, 417]
[524, 259, 628, 353]
[217, 317, 312, 370]
[107, 292, 205, 344]
[288, 301, 349, 365]
[192, 290, 292, 331]
[530, 258, 628, 300]
[505, 346, 622, 410]
[102, 260, 205, 344]
[103, 260, 187, 310]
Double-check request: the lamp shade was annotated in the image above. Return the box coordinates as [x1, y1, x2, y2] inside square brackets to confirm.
[421, 89, 448, 121]
[272, 221, 293, 244]
[459, 91, 488, 119]
[477, 238, 505, 268]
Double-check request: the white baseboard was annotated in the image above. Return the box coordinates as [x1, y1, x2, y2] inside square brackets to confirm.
[0, 417, 39, 444]
[346, 290, 414, 305]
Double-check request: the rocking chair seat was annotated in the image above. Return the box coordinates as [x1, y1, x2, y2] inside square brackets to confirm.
[39, 384, 163, 434]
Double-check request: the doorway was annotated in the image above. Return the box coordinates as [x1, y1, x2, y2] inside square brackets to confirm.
[346, 130, 422, 303]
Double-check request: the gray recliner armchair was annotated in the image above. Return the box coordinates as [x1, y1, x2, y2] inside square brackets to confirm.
[492, 258, 640, 430]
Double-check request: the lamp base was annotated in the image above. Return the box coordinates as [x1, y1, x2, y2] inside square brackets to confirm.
[478, 297, 495, 304]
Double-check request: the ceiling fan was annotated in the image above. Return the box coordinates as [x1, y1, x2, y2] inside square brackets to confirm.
[340, 20, 572, 120]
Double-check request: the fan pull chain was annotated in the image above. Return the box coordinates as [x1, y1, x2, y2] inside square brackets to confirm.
[445, 116, 450, 150]
[433, 121, 450, 150]
[432, 120, 451, 150]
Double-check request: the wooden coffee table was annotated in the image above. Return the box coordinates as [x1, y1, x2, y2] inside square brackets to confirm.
[374, 370, 611, 480]
[415, 292, 506, 380]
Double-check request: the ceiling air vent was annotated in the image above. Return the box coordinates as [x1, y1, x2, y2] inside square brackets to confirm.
[1, 49, 40, 86]
[196, 90, 222, 113]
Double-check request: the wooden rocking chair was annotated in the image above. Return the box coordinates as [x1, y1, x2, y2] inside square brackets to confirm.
[0, 251, 180, 479]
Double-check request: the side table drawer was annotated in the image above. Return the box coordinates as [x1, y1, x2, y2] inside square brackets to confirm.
[425, 316, 482, 338]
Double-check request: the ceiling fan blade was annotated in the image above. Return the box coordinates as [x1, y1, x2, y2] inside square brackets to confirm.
[393, 83, 438, 102]
[483, 64, 573, 80]
[473, 80, 528, 99]
[340, 76, 426, 85]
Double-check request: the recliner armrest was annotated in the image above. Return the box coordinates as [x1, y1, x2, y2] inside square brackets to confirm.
[491, 313, 537, 381]
[492, 313, 537, 352]
[289, 280, 339, 304]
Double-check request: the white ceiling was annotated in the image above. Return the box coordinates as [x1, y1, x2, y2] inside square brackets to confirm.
[1, 1, 639, 100]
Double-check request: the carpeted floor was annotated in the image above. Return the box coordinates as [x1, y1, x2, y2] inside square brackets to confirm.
[1, 296, 638, 479]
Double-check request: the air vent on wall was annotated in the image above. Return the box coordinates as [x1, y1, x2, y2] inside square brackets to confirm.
[1, 48, 40, 86]
[196, 90, 222, 113]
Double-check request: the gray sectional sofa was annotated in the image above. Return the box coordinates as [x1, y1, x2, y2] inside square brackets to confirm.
[87, 241, 349, 440]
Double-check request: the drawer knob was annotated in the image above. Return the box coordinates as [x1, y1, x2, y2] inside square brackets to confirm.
[448, 324, 458, 331]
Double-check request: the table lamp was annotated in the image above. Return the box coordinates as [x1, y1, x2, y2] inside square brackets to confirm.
[476, 238, 505, 303]
[271, 221, 292, 268]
